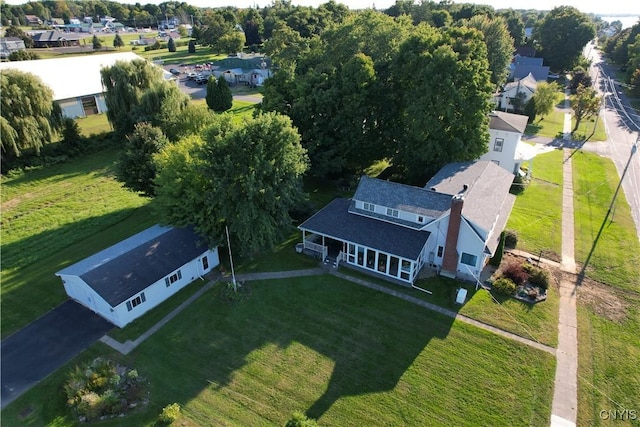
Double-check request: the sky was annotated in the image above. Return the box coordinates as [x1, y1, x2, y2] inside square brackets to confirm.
[4, 0, 639, 18]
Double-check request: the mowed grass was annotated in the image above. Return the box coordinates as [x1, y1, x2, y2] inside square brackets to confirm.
[0, 148, 155, 336]
[3, 275, 556, 426]
[577, 290, 640, 426]
[572, 151, 640, 291]
[507, 149, 564, 260]
[75, 113, 112, 136]
[525, 109, 565, 138]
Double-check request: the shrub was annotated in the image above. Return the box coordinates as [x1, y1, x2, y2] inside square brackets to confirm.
[504, 229, 518, 249]
[492, 277, 516, 296]
[158, 403, 181, 424]
[65, 357, 147, 421]
[501, 261, 529, 286]
[285, 411, 319, 427]
[528, 267, 550, 289]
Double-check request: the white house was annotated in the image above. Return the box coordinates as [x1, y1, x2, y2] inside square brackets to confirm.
[55, 225, 219, 328]
[299, 161, 515, 285]
[479, 111, 531, 175]
[0, 52, 152, 118]
[499, 72, 538, 112]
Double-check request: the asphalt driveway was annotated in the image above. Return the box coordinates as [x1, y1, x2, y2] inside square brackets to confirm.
[1, 300, 112, 409]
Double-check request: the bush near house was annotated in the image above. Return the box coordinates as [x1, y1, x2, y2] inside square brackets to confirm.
[501, 260, 529, 286]
[491, 277, 517, 296]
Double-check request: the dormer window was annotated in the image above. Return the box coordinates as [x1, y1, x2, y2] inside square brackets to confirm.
[363, 202, 375, 212]
[386, 208, 399, 218]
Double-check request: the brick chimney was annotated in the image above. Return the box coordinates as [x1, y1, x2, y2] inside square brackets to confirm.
[441, 194, 464, 278]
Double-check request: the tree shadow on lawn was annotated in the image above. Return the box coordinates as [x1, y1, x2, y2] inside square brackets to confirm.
[141, 275, 455, 422]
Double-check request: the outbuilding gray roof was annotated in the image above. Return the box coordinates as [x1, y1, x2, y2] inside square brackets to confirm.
[425, 161, 515, 231]
[56, 225, 210, 307]
[299, 198, 431, 260]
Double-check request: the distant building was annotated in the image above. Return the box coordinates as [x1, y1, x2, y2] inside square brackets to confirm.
[0, 37, 26, 59]
[0, 52, 149, 118]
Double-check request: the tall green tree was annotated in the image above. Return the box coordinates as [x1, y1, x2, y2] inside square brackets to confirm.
[464, 14, 514, 87]
[206, 75, 233, 112]
[530, 81, 560, 121]
[113, 33, 124, 49]
[497, 9, 526, 46]
[571, 84, 601, 133]
[154, 112, 308, 256]
[167, 37, 176, 52]
[534, 6, 595, 72]
[217, 31, 245, 54]
[0, 69, 56, 157]
[117, 122, 169, 197]
[100, 59, 166, 138]
[92, 34, 102, 50]
[391, 25, 493, 182]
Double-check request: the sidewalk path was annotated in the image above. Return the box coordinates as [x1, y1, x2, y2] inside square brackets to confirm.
[550, 102, 579, 427]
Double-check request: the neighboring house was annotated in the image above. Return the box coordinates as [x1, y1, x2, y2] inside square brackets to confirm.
[298, 161, 515, 285]
[499, 72, 538, 112]
[508, 55, 550, 81]
[211, 54, 272, 86]
[25, 14, 43, 26]
[514, 46, 536, 58]
[479, 111, 531, 175]
[0, 52, 147, 118]
[30, 30, 86, 47]
[0, 37, 26, 59]
[55, 225, 219, 328]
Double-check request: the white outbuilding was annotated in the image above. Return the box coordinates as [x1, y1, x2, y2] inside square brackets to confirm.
[55, 225, 219, 328]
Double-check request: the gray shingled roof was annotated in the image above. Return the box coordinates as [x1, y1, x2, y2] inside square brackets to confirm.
[425, 161, 515, 231]
[299, 198, 431, 260]
[56, 225, 209, 307]
[352, 175, 452, 221]
[489, 111, 528, 134]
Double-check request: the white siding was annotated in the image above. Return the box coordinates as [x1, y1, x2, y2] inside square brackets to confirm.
[479, 128, 522, 174]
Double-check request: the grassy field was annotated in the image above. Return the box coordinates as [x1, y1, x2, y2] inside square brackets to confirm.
[0, 148, 155, 336]
[507, 149, 564, 260]
[577, 287, 640, 426]
[336, 268, 560, 347]
[75, 113, 112, 136]
[571, 151, 640, 291]
[571, 115, 608, 142]
[3, 275, 556, 426]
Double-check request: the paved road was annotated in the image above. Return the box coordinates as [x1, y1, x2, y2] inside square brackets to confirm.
[586, 46, 640, 242]
[1, 300, 112, 409]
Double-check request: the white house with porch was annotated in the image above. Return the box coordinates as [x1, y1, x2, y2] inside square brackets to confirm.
[55, 225, 219, 328]
[299, 161, 515, 285]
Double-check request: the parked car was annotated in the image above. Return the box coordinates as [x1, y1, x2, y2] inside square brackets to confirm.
[195, 74, 209, 85]
[169, 68, 181, 76]
[187, 72, 197, 80]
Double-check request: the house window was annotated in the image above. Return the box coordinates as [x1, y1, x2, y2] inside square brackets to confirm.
[494, 138, 504, 152]
[164, 270, 182, 287]
[202, 256, 209, 270]
[386, 208, 399, 218]
[348, 243, 356, 263]
[460, 253, 477, 266]
[492, 160, 500, 166]
[417, 215, 424, 223]
[81, 96, 98, 115]
[363, 202, 375, 212]
[126, 292, 146, 311]
[437, 246, 443, 257]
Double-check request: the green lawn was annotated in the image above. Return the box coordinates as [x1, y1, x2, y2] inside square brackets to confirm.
[3, 275, 556, 426]
[571, 151, 640, 291]
[571, 115, 608, 142]
[75, 113, 112, 136]
[577, 287, 640, 426]
[0, 148, 155, 336]
[339, 269, 559, 347]
[507, 149, 564, 260]
[525, 109, 565, 139]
